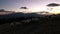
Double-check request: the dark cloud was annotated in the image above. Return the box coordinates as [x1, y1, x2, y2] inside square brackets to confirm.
[20, 7, 28, 9]
[47, 3, 60, 7]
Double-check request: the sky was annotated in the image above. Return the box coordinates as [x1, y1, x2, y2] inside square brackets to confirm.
[0, 0, 60, 12]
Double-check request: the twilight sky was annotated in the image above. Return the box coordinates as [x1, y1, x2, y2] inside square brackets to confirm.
[0, 0, 60, 12]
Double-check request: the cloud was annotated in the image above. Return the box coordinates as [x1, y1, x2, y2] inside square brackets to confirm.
[46, 3, 60, 7]
[20, 7, 28, 9]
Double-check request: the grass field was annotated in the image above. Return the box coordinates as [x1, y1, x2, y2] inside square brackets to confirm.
[0, 16, 60, 34]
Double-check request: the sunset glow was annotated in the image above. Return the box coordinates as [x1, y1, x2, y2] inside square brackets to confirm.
[48, 6, 60, 14]
[0, 0, 60, 14]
